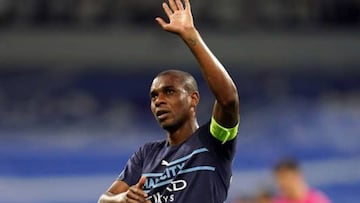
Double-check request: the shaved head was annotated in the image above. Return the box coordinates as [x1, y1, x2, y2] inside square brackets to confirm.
[150, 69, 200, 132]
[155, 70, 199, 93]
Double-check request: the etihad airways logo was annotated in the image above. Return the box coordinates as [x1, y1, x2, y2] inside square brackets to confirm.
[147, 179, 187, 203]
[142, 147, 215, 203]
[142, 147, 214, 192]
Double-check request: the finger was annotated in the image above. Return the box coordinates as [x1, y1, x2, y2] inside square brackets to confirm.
[127, 190, 147, 202]
[125, 196, 143, 203]
[130, 187, 148, 198]
[124, 197, 138, 203]
[155, 17, 168, 29]
[175, 0, 184, 10]
[168, 0, 178, 12]
[162, 2, 173, 18]
[184, 0, 191, 11]
[136, 176, 147, 189]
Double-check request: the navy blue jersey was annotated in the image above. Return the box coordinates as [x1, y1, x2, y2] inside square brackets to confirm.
[118, 121, 237, 203]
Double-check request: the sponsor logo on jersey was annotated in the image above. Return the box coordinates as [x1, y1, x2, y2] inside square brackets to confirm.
[142, 148, 215, 203]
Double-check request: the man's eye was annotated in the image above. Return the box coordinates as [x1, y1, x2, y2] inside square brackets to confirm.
[151, 94, 158, 100]
[165, 89, 174, 94]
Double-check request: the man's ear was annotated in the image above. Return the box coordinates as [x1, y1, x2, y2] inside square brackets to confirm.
[190, 91, 200, 108]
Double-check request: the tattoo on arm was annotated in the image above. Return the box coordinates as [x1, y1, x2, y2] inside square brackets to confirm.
[188, 38, 197, 46]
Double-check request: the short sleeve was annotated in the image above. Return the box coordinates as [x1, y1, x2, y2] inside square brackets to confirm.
[117, 147, 144, 186]
[315, 191, 332, 203]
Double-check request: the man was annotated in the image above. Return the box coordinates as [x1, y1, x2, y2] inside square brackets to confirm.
[255, 191, 273, 203]
[98, 0, 239, 202]
[273, 158, 331, 203]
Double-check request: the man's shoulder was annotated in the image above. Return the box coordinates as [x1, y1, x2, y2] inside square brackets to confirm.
[140, 139, 167, 152]
[309, 189, 331, 203]
[274, 189, 331, 203]
[196, 121, 211, 134]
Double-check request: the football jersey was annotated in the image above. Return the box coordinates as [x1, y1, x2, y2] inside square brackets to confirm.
[118, 121, 237, 203]
[274, 189, 331, 203]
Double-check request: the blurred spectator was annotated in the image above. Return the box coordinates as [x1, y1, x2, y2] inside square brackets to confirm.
[273, 158, 331, 203]
[233, 196, 254, 203]
[255, 190, 273, 203]
[1, 0, 359, 29]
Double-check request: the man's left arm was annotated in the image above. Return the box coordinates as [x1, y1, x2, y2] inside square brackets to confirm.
[156, 0, 240, 142]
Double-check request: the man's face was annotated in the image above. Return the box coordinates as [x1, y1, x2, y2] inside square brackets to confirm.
[275, 169, 301, 197]
[150, 74, 195, 131]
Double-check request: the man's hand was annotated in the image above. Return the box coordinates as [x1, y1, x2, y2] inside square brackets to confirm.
[155, 0, 195, 37]
[98, 177, 150, 203]
[121, 176, 151, 203]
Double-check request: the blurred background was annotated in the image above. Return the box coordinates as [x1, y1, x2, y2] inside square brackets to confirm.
[0, 0, 359, 202]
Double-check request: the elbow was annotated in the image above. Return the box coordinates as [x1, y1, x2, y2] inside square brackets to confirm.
[220, 97, 239, 111]
[218, 90, 239, 110]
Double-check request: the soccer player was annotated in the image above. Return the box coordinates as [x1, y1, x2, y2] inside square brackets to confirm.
[273, 158, 331, 203]
[98, 0, 240, 202]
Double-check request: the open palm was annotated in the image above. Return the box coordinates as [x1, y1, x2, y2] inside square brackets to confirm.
[156, 0, 194, 35]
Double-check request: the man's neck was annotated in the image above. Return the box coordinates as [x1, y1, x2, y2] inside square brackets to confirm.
[167, 120, 199, 146]
[287, 183, 309, 201]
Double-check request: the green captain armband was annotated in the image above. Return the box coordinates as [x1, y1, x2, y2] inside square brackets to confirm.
[210, 117, 239, 144]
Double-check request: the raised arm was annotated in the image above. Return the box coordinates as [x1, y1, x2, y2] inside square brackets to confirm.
[156, 0, 239, 128]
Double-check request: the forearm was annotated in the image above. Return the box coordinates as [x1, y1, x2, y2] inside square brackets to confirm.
[156, 0, 239, 127]
[98, 192, 125, 203]
[181, 28, 238, 108]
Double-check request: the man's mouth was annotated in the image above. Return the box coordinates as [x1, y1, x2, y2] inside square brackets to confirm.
[156, 110, 170, 120]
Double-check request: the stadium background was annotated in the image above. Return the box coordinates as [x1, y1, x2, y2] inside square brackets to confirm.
[0, 0, 359, 202]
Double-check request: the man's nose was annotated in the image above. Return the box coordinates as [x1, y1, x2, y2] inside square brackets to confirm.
[155, 93, 166, 107]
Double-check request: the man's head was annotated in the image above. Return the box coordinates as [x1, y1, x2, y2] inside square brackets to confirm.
[150, 70, 199, 132]
[273, 158, 307, 199]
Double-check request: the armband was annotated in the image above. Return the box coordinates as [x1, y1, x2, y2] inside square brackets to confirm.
[210, 117, 239, 144]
